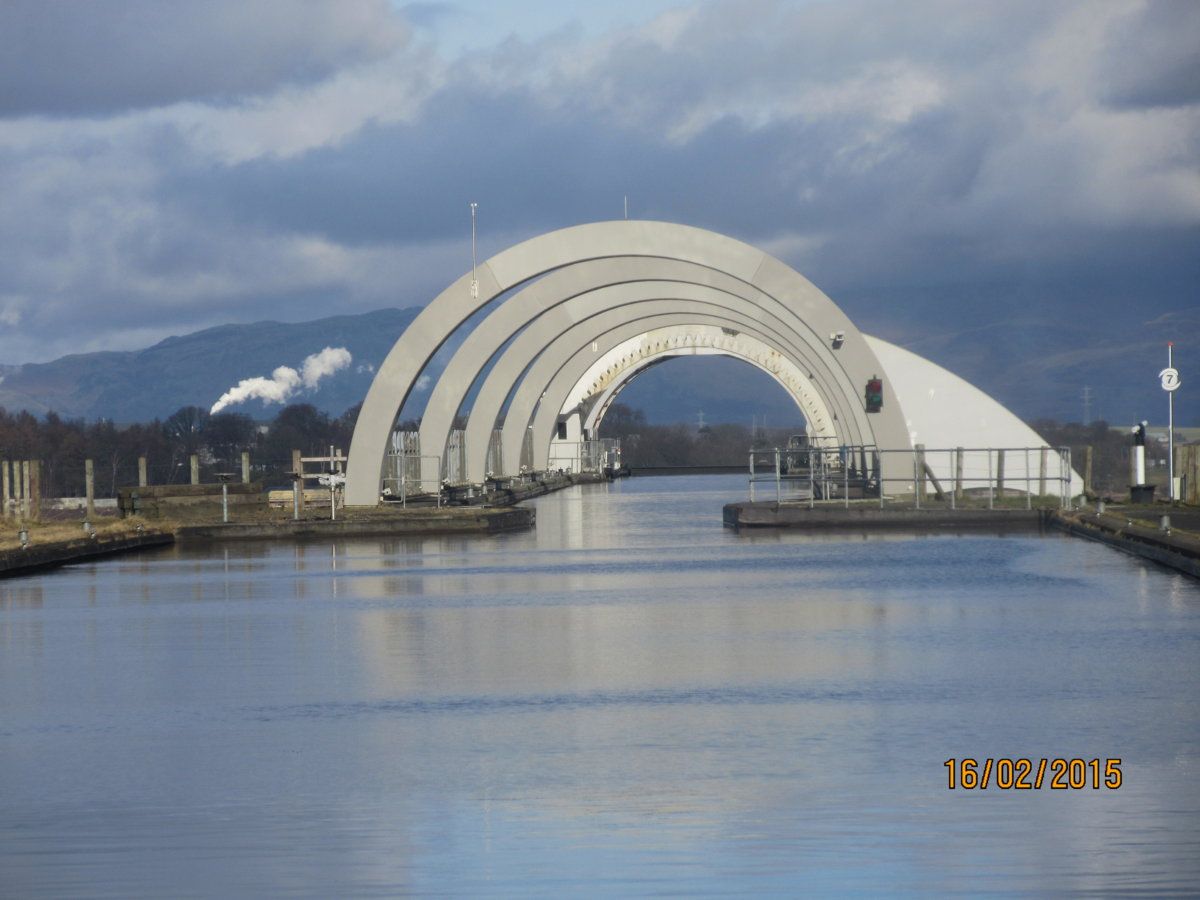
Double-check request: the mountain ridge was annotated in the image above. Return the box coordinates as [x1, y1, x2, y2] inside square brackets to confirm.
[0, 306, 1194, 427]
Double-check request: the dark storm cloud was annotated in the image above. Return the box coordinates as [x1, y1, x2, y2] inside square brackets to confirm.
[0, 0, 406, 117]
[0, 0, 1196, 427]
[166, 87, 821, 246]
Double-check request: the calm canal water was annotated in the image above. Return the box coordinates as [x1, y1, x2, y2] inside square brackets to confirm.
[2, 475, 1199, 896]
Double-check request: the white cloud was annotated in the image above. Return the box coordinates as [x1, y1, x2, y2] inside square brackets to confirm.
[0, 296, 24, 327]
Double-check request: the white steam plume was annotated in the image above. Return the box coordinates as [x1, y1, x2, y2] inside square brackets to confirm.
[301, 346, 353, 388]
[210, 346, 353, 414]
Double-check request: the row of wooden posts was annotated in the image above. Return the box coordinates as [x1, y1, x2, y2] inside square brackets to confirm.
[1, 459, 42, 520]
[1, 452, 254, 522]
[2, 449, 346, 522]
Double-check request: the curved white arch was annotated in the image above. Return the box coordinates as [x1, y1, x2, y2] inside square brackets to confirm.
[421, 257, 810, 475]
[346, 220, 908, 504]
[499, 309, 820, 480]
[493, 306, 858, 484]
[439, 271, 868, 485]
[543, 325, 832, 470]
[464, 288, 859, 484]
[578, 337, 824, 438]
[526, 317, 832, 472]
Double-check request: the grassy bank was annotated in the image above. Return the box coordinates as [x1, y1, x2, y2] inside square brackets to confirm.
[0, 517, 166, 552]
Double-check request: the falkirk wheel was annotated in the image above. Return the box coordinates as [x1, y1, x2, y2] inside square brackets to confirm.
[344, 221, 1080, 506]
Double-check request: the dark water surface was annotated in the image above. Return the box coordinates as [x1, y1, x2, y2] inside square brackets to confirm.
[3, 476, 1198, 896]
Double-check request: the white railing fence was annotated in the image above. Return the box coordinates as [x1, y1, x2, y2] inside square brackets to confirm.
[749, 445, 1077, 509]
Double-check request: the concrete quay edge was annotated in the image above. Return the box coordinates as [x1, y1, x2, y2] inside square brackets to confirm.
[175, 506, 535, 542]
[722, 502, 1044, 530]
[0, 531, 175, 579]
[1046, 509, 1200, 579]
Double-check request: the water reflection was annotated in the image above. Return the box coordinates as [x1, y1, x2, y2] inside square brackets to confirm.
[1, 476, 1198, 896]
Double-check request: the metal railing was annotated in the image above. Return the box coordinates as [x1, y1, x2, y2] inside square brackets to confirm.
[749, 445, 1076, 509]
[382, 452, 444, 507]
[547, 439, 622, 474]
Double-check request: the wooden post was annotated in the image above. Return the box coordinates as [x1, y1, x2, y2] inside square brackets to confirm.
[1038, 447, 1048, 497]
[21, 460, 31, 520]
[954, 447, 964, 500]
[1083, 446, 1094, 497]
[12, 460, 23, 520]
[138, 456, 148, 487]
[28, 460, 40, 522]
[189, 454, 199, 485]
[1184, 444, 1199, 504]
[996, 449, 1006, 500]
[915, 443, 927, 500]
[328, 444, 337, 520]
[922, 459, 946, 501]
[85, 458, 96, 520]
[1, 459, 9, 519]
[241, 451, 251, 484]
[292, 449, 305, 512]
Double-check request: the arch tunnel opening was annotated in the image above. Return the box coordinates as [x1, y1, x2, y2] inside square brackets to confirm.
[585, 354, 809, 469]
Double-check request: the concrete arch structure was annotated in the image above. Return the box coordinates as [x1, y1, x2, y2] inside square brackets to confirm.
[421, 260, 867, 487]
[538, 323, 834, 472]
[465, 291, 849, 484]
[346, 221, 908, 505]
[505, 311, 834, 478]
[447, 285, 822, 483]
[577, 331, 824, 438]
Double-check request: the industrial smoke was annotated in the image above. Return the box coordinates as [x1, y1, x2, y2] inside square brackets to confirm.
[210, 346, 352, 414]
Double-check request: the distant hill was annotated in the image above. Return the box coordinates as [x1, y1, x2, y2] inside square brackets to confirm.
[0, 306, 1194, 427]
[0, 308, 421, 422]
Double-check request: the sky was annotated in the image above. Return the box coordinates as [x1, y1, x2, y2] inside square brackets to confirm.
[0, 0, 1196, 419]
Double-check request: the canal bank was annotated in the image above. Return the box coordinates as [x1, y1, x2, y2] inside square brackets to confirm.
[0, 472, 602, 578]
[1, 507, 534, 578]
[1047, 507, 1200, 578]
[175, 506, 534, 542]
[722, 497, 1200, 579]
[0, 530, 174, 579]
[723, 500, 1045, 531]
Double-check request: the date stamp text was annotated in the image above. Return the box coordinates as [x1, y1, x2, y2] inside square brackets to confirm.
[943, 758, 1122, 790]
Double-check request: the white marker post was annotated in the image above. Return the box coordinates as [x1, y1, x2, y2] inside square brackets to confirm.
[1159, 342, 1180, 502]
[1130, 422, 1147, 499]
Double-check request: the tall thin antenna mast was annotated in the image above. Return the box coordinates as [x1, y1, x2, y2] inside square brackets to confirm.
[470, 202, 478, 299]
[1082, 385, 1092, 425]
[624, 195, 628, 220]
